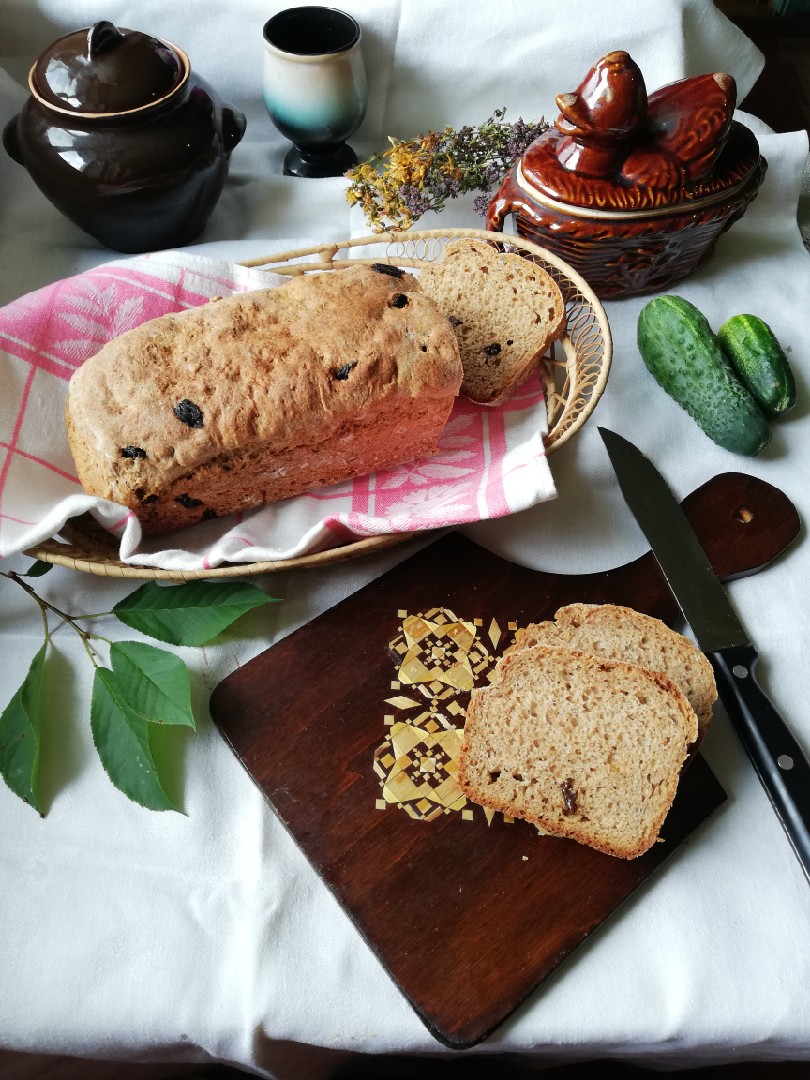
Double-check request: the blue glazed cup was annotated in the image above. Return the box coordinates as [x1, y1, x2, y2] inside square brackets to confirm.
[263, 6, 368, 177]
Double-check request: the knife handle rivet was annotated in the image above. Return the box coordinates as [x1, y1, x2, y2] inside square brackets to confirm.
[777, 755, 795, 771]
[732, 665, 749, 679]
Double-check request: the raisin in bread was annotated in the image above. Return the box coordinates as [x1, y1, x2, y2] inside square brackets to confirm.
[417, 237, 566, 406]
[511, 604, 716, 740]
[65, 264, 462, 535]
[458, 645, 698, 859]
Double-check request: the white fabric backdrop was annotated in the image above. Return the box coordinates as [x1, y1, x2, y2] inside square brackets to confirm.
[2, 2, 810, 1077]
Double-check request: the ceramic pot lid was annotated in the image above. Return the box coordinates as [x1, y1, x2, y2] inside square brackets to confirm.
[30, 21, 188, 116]
[514, 54, 761, 217]
[515, 122, 762, 218]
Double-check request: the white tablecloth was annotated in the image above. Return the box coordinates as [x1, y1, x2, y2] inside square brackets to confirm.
[2, 1, 810, 1076]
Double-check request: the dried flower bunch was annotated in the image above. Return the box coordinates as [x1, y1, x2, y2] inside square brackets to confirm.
[345, 108, 548, 232]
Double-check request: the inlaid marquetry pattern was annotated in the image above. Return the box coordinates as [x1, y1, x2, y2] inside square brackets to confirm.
[373, 607, 520, 822]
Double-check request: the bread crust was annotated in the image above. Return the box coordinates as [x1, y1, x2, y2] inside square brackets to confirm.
[65, 265, 462, 534]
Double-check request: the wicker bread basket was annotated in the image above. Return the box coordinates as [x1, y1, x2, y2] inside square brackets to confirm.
[26, 228, 611, 579]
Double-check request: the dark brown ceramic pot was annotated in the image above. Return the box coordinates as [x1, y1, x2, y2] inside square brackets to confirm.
[3, 21, 246, 253]
[487, 52, 767, 299]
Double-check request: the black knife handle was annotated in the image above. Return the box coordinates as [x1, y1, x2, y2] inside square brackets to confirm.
[709, 644, 810, 884]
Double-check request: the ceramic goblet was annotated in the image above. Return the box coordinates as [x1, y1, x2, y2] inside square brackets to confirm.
[262, 6, 368, 178]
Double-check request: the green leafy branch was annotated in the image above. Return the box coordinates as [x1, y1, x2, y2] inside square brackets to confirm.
[0, 564, 277, 815]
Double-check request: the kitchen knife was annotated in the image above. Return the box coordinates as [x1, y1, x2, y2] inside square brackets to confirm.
[599, 426, 810, 883]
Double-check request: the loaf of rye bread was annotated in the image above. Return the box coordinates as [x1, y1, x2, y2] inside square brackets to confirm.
[65, 264, 463, 535]
[458, 644, 699, 859]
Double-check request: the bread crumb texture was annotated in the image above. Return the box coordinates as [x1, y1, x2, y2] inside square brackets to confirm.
[512, 603, 716, 740]
[65, 264, 462, 534]
[458, 644, 699, 859]
[418, 237, 566, 406]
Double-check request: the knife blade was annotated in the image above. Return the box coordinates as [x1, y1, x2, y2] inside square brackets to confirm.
[599, 426, 810, 883]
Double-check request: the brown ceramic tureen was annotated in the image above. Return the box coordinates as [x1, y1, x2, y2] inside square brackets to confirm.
[487, 51, 767, 298]
[3, 21, 246, 253]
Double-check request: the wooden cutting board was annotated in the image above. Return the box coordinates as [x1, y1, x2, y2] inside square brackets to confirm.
[209, 472, 800, 1049]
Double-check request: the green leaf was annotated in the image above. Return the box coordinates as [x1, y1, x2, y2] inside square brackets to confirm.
[0, 644, 47, 813]
[112, 580, 277, 647]
[91, 668, 178, 812]
[25, 561, 53, 578]
[109, 641, 196, 729]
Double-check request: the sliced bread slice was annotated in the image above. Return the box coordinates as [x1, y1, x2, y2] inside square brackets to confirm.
[511, 604, 715, 740]
[418, 237, 566, 407]
[457, 644, 698, 859]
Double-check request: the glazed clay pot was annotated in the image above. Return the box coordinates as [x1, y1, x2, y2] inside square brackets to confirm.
[3, 21, 246, 253]
[487, 51, 767, 299]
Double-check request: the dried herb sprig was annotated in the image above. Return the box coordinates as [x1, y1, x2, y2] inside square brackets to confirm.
[345, 108, 548, 232]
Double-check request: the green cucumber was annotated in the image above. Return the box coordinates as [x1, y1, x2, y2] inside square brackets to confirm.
[716, 314, 796, 418]
[637, 295, 770, 456]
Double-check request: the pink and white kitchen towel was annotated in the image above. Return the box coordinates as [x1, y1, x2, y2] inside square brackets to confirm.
[0, 251, 556, 572]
